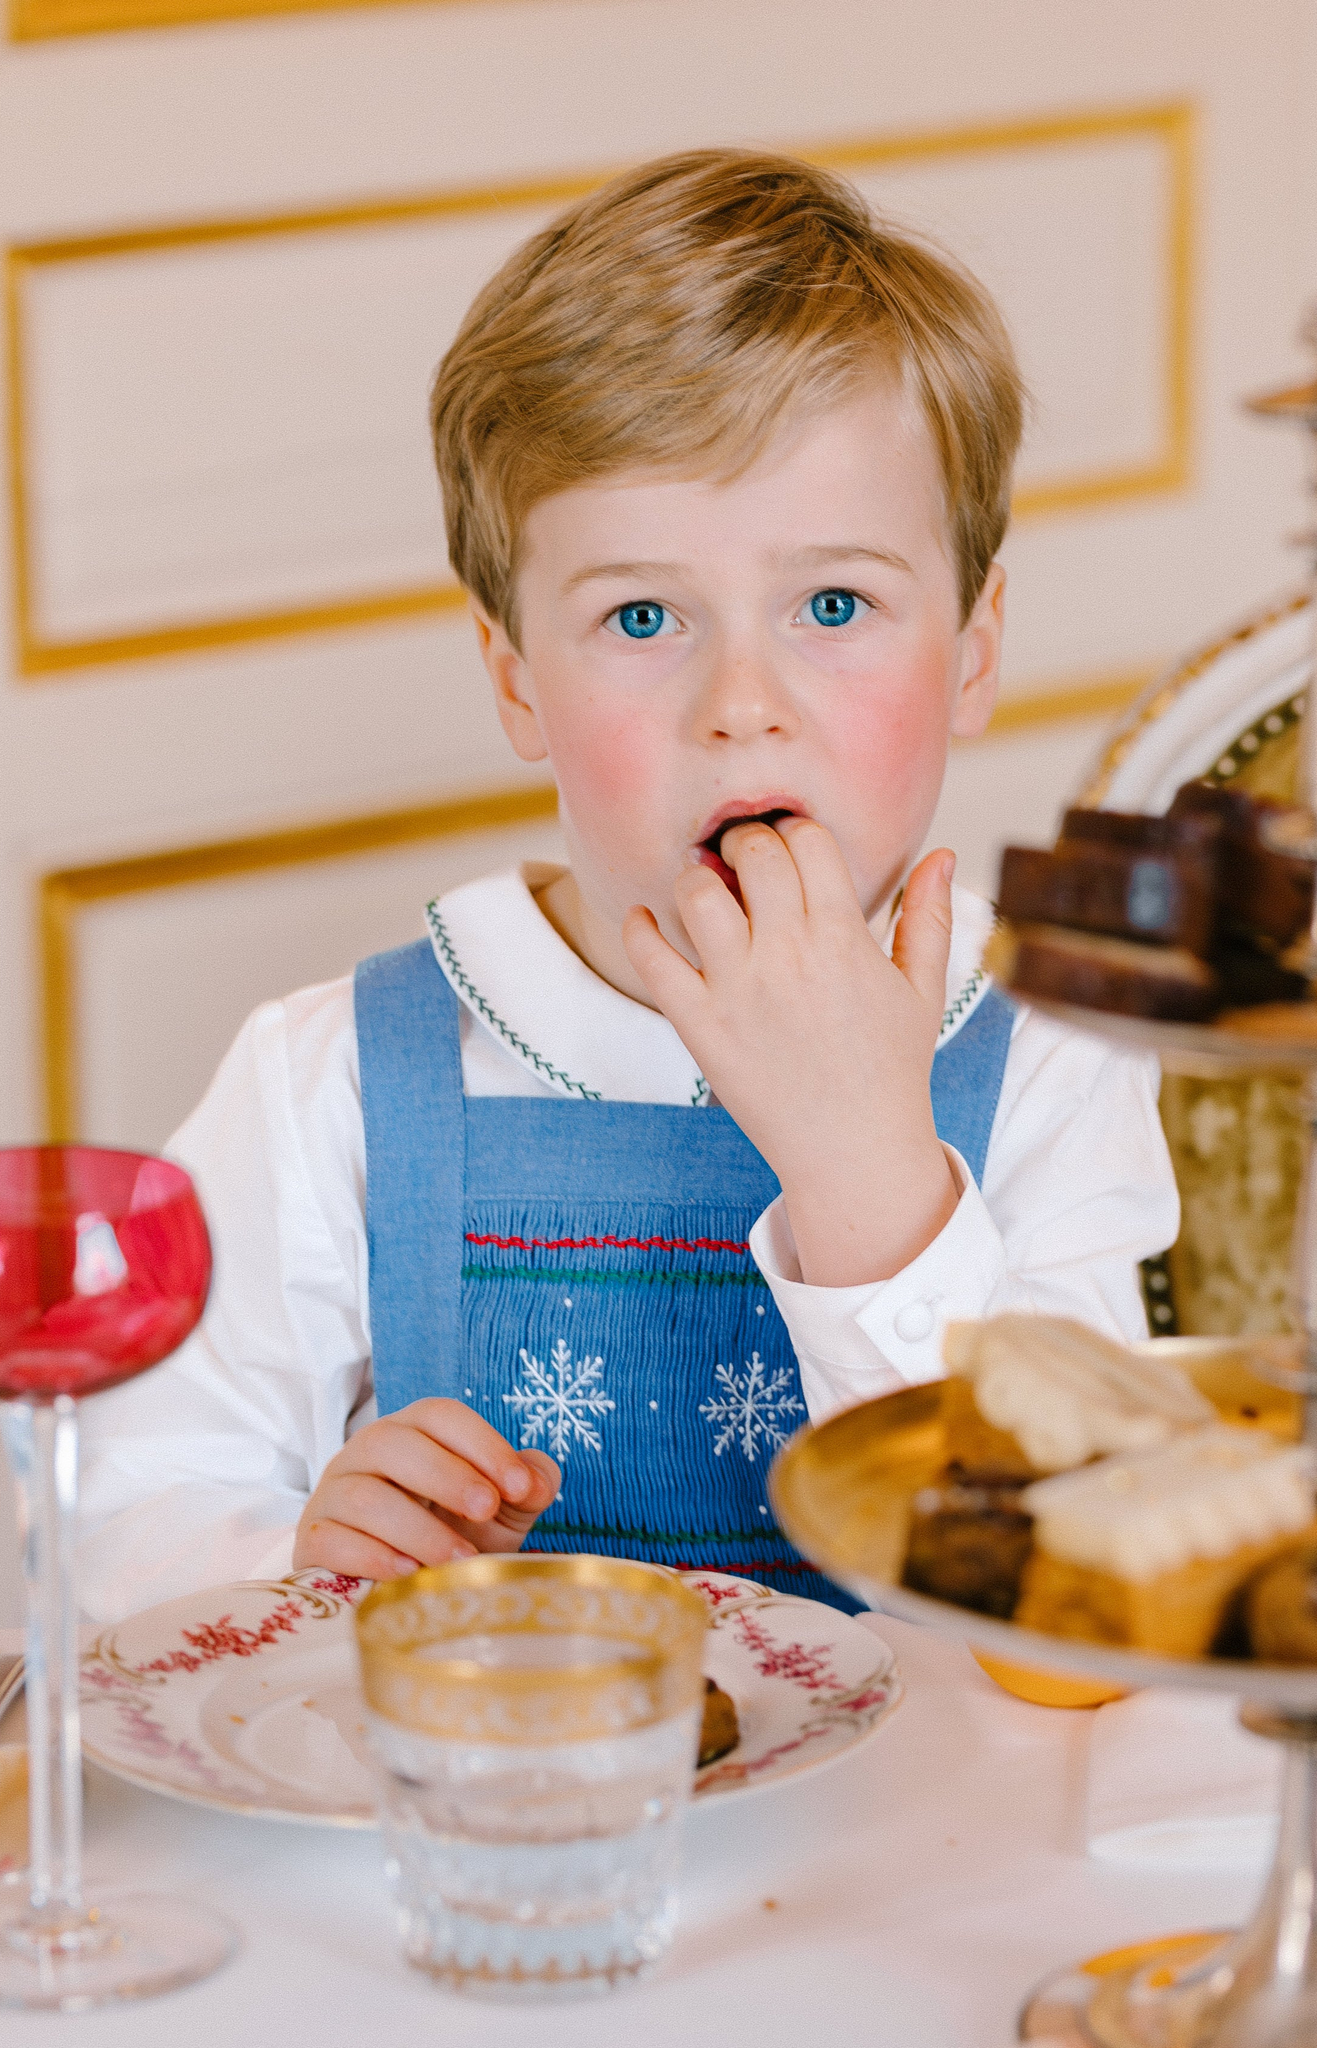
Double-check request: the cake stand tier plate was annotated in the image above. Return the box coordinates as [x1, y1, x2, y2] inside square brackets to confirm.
[999, 990, 1317, 1079]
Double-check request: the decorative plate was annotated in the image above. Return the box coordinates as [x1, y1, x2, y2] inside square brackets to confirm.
[80, 1569, 900, 1825]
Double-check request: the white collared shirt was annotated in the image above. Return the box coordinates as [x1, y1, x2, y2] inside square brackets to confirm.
[76, 866, 1179, 1622]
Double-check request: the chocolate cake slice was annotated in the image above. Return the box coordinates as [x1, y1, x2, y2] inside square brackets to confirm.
[998, 841, 1215, 952]
[987, 921, 1220, 1022]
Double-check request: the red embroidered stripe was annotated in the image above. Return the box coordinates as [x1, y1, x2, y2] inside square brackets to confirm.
[465, 1231, 751, 1254]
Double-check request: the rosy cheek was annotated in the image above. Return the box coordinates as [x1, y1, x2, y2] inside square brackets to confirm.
[833, 661, 951, 799]
[539, 698, 666, 851]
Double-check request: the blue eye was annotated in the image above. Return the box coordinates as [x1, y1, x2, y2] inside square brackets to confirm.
[609, 601, 669, 639]
[809, 589, 857, 627]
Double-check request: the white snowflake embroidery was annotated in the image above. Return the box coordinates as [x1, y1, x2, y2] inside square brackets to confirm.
[503, 1339, 615, 1458]
[699, 1352, 805, 1462]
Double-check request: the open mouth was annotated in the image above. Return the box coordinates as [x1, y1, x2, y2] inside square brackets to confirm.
[695, 807, 801, 903]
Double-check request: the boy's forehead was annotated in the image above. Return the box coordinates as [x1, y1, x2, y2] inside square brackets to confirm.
[521, 381, 950, 578]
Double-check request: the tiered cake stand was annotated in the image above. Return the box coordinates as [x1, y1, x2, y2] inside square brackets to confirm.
[771, 1000, 1317, 2048]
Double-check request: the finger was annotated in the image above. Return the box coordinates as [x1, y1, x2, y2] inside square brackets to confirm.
[318, 1471, 480, 1566]
[293, 1516, 417, 1581]
[718, 820, 805, 927]
[773, 815, 866, 922]
[394, 1399, 542, 1505]
[891, 849, 956, 1011]
[623, 903, 710, 1020]
[337, 1421, 503, 1523]
[669, 862, 750, 963]
[437, 1451, 562, 1554]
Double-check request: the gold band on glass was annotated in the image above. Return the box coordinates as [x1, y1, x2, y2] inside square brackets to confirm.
[355, 1555, 709, 1744]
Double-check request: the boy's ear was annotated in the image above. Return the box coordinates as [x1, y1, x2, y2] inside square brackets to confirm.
[948, 562, 1005, 740]
[470, 601, 550, 764]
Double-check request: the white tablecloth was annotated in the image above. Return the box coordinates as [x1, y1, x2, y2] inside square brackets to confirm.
[0, 1614, 1259, 2048]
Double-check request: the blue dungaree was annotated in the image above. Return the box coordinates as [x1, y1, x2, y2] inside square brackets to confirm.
[354, 938, 1013, 1612]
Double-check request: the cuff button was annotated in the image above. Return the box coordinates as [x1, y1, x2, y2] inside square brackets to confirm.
[893, 1300, 935, 1342]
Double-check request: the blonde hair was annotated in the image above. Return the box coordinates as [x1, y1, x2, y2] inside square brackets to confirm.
[431, 148, 1023, 637]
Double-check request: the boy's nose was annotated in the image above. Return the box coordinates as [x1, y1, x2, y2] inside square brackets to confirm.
[694, 648, 801, 745]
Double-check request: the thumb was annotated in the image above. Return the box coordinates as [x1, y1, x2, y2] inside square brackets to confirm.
[891, 849, 955, 1014]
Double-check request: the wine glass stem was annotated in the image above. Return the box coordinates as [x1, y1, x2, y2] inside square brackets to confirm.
[1, 1397, 83, 1918]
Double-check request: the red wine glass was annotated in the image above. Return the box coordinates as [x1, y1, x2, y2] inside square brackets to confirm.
[0, 1146, 237, 2009]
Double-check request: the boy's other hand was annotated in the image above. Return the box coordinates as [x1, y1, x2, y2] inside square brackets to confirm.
[622, 821, 960, 1289]
[292, 1399, 560, 1580]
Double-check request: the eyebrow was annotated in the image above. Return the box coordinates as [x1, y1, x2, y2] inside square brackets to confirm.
[563, 544, 913, 594]
[562, 560, 682, 593]
[773, 543, 915, 576]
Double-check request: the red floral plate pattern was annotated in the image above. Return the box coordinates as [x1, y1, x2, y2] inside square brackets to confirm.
[79, 1569, 901, 1825]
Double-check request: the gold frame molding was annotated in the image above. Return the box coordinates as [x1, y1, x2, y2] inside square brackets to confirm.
[37, 668, 1154, 1141]
[11, 0, 488, 39]
[9, 103, 1193, 681]
[40, 780, 558, 1140]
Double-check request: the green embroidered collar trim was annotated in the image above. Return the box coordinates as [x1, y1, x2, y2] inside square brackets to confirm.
[426, 898, 710, 1106]
[430, 886, 981, 1087]
[426, 901, 602, 1101]
[937, 963, 988, 1047]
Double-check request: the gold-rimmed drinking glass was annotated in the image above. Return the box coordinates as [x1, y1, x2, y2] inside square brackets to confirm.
[355, 1553, 707, 2001]
[356, 1548, 712, 1998]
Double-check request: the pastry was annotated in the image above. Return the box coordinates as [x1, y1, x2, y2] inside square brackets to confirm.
[1167, 781, 1315, 949]
[994, 779, 1316, 1022]
[698, 1677, 739, 1765]
[1014, 1426, 1317, 1657]
[941, 1314, 1215, 1478]
[901, 1473, 1032, 1617]
[1060, 804, 1221, 856]
[1211, 939, 1309, 1009]
[984, 921, 1220, 1022]
[1245, 1547, 1317, 1663]
[998, 841, 1216, 952]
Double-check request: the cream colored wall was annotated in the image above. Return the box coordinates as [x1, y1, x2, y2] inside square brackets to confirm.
[5, 1, 1317, 1150]
[2, 0, 1317, 1621]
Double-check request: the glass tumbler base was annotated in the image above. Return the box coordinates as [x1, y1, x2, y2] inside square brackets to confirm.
[1019, 1932, 1234, 2046]
[0, 1889, 239, 2011]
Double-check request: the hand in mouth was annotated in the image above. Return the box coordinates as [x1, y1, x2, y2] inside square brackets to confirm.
[694, 806, 803, 904]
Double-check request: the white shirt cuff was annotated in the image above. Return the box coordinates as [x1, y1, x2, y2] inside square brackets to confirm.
[749, 1146, 1008, 1422]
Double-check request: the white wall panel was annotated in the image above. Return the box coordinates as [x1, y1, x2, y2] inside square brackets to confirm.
[24, 207, 561, 639]
[856, 129, 1169, 491]
[22, 119, 1176, 653]
[72, 812, 566, 1152]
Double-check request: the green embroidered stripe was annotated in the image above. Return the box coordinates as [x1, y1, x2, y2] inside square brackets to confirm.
[537, 1523, 787, 1543]
[462, 1262, 768, 1291]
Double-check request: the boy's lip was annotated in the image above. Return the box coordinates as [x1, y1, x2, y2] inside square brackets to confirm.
[694, 797, 811, 862]
[692, 798, 811, 904]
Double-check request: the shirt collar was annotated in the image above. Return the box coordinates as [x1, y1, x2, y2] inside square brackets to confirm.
[427, 864, 994, 1104]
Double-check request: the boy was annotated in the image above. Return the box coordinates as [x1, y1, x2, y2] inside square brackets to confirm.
[78, 149, 1178, 1619]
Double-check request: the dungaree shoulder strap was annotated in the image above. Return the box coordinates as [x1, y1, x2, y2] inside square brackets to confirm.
[354, 939, 466, 1416]
[929, 984, 1016, 1188]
